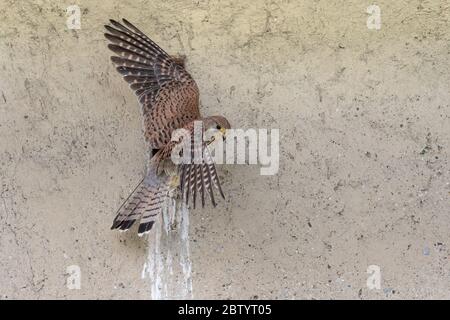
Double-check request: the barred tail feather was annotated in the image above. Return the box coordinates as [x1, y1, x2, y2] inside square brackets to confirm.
[111, 164, 169, 236]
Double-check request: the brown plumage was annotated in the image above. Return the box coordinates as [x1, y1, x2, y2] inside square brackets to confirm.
[105, 19, 231, 236]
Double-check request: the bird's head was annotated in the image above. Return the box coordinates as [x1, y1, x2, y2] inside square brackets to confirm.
[203, 115, 231, 132]
[203, 115, 231, 143]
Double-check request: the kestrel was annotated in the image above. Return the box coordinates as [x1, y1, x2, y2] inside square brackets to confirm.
[104, 19, 231, 236]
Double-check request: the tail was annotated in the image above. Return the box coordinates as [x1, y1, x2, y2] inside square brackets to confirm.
[111, 162, 169, 236]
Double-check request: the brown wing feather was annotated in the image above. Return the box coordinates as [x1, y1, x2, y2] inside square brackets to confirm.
[104, 19, 200, 148]
[182, 146, 224, 208]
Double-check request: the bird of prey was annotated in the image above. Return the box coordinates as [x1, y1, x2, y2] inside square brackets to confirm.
[104, 19, 231, 236]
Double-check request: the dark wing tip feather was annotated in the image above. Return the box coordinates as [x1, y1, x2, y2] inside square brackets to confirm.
[111, 218, 137, 231]
[110, 56, 120, 63]
[104, 33, 117, 42]
[122, 18, 133, 27]
[120, 219, 136, 231]
[109, 19, 121, 26]
[138, 221, 155, 236]
[122, 18, 143, 34]
[111, 220, 121, 229]
[107, 43, 118, 51]
[104, 25, 116, 34]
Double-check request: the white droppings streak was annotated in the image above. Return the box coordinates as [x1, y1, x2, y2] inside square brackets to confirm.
[142, 199, 193, 300]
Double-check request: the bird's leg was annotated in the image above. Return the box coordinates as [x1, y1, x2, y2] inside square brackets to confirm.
[167, 174, 181, 199]
[169, 175, 180, 189]
[171, 54, 186, 68]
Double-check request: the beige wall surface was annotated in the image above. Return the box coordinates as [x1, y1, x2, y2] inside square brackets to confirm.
[0, 0, 449, 299]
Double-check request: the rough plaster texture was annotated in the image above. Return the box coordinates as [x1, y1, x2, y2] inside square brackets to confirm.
[0, 0, 449, 299]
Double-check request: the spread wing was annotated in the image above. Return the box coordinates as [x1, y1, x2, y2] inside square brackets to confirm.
[179, 145, 225, 209]
[104, 19, 200, 148]
[177, 125, 225, 208]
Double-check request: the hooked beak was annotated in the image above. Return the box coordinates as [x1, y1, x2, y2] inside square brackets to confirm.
[220, 128, 227, 140]
[206, 128, 227, 145]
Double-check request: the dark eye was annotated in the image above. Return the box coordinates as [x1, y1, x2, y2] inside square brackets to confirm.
[216, 125, 221, 130]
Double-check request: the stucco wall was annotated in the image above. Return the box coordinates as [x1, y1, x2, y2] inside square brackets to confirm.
[0, 0, 449, 299]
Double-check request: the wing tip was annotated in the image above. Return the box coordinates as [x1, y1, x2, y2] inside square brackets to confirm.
[111, 218, 137, 232]
[138, 221, 155, 236]
[111, 219, 121, 229]
[109, 18, 120, 25]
